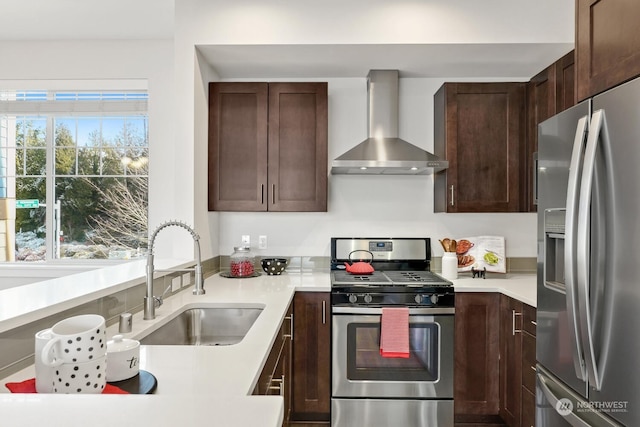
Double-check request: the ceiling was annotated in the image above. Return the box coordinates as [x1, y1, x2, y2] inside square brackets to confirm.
[0, 0, 174, 40]
[1, 0, 573, 79]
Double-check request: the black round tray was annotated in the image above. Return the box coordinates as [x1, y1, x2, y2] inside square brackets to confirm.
[219, 271, 261, 278]
[107, 370, 157, 394]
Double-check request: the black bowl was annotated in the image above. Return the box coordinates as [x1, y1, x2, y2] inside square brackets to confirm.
[260, 258, 288, 275]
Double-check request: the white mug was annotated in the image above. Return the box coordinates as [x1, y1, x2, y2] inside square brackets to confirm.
[51, 355, 107, 394]
[41, 314, 106, 367]
[35, 328, 54, 393]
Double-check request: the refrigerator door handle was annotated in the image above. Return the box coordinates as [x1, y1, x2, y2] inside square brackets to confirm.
[537, 372, 591, 427]
[576, 109, 606, 391]
[564, 115, 589, 381]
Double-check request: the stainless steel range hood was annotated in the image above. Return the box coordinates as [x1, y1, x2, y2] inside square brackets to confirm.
[331, 70, 448, 175]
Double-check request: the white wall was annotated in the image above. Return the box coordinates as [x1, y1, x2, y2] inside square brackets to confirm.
[177, 0, 573, 258]
[0, 40, 184, 259]
[215, 77, 536, 258]
[0, 1, 575, 264]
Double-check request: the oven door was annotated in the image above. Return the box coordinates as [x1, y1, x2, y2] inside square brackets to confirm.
[332, 307, 454, 399]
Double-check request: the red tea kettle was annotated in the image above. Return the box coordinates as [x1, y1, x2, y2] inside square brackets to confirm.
[344, 250, 375, 274]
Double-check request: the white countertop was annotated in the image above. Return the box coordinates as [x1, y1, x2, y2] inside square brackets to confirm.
[452, 273, 537, 307]
[1, 271, 329, 427]
[0, 269, 534, 426]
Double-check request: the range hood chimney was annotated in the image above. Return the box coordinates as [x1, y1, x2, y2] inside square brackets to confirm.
[331, 70, 448, 175]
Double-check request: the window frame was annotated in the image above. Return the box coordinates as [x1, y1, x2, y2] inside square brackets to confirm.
[0, 88, 148, 263]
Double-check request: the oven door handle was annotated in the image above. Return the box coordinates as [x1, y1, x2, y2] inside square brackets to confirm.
[332, 307, 455, 315]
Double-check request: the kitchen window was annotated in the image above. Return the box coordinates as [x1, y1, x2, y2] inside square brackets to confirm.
[0, 90, 148, 262]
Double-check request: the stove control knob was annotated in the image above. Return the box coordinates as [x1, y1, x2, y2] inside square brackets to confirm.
[348, 294, 358, 304]
[430, 294, 439, 305]
[414, 294, 423, 304]
[364, 294, 373, 304]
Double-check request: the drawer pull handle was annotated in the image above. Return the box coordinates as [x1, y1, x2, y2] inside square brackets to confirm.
[531, 320, 537, 326]
[531, 366, 537, 372]
[512, 310, 522, 335]
[284, 314, 293, 340]
[269, 376, 284, 396]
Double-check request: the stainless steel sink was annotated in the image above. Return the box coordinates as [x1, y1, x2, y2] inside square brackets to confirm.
[140, 306, 263, 346]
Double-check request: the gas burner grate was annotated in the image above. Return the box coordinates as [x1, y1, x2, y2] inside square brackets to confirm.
[398, 272, 428, 281]
[383, 270, 452, 285]
[331, 270, 392, 286]
[351, 275, 375, 281]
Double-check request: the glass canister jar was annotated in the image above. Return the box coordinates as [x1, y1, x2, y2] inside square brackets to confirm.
[230, 246, 255, 277]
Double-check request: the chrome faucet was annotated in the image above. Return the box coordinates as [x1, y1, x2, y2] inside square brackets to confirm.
[144, 220, 205, 320]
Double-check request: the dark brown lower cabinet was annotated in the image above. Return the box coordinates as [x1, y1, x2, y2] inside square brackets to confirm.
[291, 292, 331, 422]
[455, 293, 536, 427]
[500, 294, 523, 427]
[521, 304, 537, 427]
[454, 293, 501, 421]
[254, 302, 293, 426]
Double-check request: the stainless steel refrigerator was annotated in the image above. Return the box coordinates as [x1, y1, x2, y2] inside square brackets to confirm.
[536, 76, 640, 427]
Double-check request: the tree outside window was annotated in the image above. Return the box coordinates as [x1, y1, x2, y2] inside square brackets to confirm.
[0, 90, 148, 262]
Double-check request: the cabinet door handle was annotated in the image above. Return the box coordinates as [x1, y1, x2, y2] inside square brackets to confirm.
[450, 185, 455, 206]
[531, 320, 537, 326]
[533, 151, 539, 206]
[284, 314, 294, 340]
[322, 300, 326, 325]
[269, 376, 284, 396]
[272, 184, 276, 205]
[512, 310, 522, 335]
[261, 184, 265, 204]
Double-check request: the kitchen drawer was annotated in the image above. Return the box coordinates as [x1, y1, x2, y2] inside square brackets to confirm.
[523, 304, 536, 336]
[522, 331, 536, 393]
[521, 387, 535, 427]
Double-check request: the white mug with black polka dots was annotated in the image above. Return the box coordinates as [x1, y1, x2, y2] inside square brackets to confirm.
[51, 355, 107, 394]
[34, 328, 54, 393]
[41, 314, 107, 367]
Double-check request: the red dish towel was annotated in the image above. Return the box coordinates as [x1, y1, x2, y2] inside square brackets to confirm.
[379, 307, 410, 358]
[5, 378, 129, 394]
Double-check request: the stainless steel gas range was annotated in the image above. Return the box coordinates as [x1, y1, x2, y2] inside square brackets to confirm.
[330, 237, 455, 427]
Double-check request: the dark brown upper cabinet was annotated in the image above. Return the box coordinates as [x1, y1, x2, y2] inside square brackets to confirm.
[555, 51, 576, 113]
[434, 82, 525, 213]
[525, 63, 558, 213]
[576, 0, 640, 101]
[208, 82, 328, 212]
[524, 50, 575, 212]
